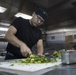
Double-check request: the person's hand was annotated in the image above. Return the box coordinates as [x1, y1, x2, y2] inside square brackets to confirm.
[38, 53, 45, 57]
[20, 43, 32, 57]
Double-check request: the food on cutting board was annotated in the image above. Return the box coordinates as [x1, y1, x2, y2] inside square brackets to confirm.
[19, 49, 66, 64]
[20, 54, 58, 64]
[9, 50, 65, 65]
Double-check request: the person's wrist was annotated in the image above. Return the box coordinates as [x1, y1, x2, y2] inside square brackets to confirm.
[38, 53, 44, 56]
[19, 42, 25, 48]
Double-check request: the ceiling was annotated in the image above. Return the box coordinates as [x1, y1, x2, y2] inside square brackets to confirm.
[0, 0, 76, 30]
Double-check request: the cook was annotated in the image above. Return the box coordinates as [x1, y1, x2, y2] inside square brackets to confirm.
[4, 8, 48, 60]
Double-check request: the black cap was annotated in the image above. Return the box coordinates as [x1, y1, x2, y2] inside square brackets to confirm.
[35, 8, 48, 21]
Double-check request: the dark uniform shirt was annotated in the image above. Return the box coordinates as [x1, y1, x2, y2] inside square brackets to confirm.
[6, 17, 42, 58]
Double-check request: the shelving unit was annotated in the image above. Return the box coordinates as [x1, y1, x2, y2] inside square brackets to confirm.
[65, 34, 76, 49]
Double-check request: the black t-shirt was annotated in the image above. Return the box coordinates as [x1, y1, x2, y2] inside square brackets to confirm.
[6, 17, 42, 58]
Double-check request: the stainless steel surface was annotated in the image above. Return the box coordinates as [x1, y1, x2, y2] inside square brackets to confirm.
[0, 56, 5, 61]
[43, 64, 76, 75]
[61, 50, 76, 64]
[0, 71, 17, 75]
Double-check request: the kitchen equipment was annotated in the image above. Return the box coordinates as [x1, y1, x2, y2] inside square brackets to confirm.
[61, 50, 76, 64]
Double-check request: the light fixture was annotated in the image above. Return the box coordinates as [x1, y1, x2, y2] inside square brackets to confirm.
[0, 27, 8, 31]
[0, 22, 10, 26]
[0, 6, 7, 13]
[15, 12, 32, 19]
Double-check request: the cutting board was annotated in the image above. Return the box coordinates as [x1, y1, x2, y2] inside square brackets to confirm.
[0, 59, 61, 75]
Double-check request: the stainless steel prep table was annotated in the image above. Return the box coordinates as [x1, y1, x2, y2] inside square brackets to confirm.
[43, 64, 76, 75]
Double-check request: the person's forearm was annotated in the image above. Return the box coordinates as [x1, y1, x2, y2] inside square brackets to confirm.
[37, 46, 44, 55]
[5, 33, 25, 48]
[37, 39, 44, 55]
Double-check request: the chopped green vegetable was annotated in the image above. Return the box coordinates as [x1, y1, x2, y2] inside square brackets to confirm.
[10, 63, 14, 66]
[52, 50, 61, 58]
[20, 54, 53, 64]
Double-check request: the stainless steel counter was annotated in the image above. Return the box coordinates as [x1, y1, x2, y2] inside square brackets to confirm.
[43, 64, 76, 75]
[0, 56, 5, 61]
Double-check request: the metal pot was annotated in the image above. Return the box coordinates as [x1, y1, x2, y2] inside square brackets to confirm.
[61, 50, 76, 64]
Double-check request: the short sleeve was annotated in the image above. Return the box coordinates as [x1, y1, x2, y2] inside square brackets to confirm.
[11, 17, 22, 30]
